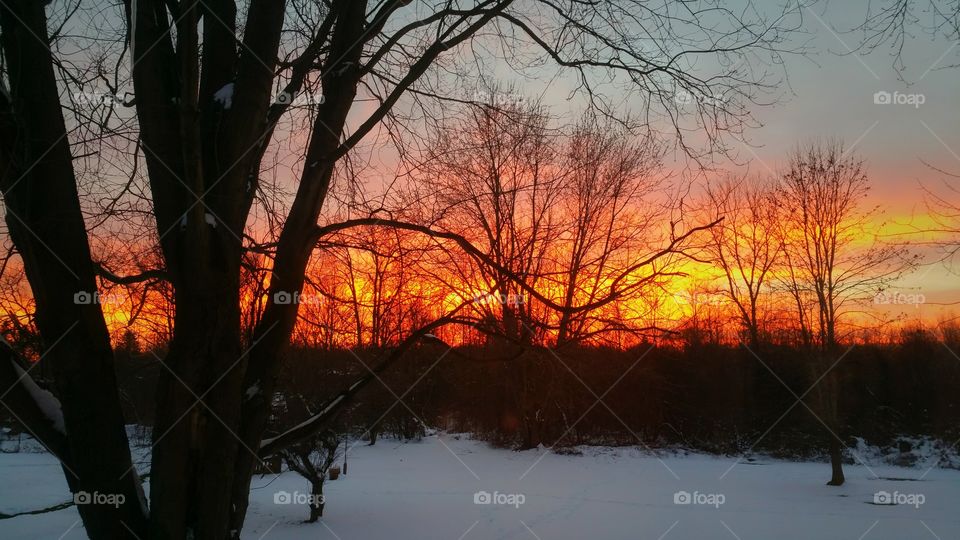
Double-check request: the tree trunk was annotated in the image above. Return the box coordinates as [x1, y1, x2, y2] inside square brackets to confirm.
[307, 479, 325, 522]
[227, 3, 368, 533]
[827, 437, 845, 486]
[148, 286, 245, 539]
[0, 2, 147, 537]
[748, 324, 760, 353]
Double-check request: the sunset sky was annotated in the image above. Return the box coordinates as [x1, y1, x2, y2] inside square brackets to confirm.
[732, 1, 960, 321]
[526, 1, 959, 322]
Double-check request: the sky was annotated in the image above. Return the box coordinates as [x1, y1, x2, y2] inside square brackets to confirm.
[58, 1, 960, 330]
[713, 1, 960, 323]
[732, 1, 960, 322]
[417, 0, 960, 324]
[513, 0, 960, 323]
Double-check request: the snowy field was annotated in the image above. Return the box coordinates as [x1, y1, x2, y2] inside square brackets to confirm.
[2, 433, 959, 539]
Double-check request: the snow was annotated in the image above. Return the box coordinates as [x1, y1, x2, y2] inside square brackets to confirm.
[204, 213, 217, 228]
[213, 83, 235, 109]
[244, 383, 260, 400]
[260, 394, 345, 449]
[9, 359, 65, 434]
[131, 469, 150, 518]
[2, 434, 960, 539]
[852, 435, 960, 469]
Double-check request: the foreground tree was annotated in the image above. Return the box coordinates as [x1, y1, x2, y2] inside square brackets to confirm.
[0, 2, 148, 535]
[0, 1, 800, 537]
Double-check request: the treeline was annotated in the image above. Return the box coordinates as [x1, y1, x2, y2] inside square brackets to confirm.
[36, 323, 954, 460]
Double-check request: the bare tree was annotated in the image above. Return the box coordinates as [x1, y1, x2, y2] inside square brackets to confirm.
[419, 93, 561, 345]
[0, 2, 148, 535]
[274, 396, 343, 523]
[0, 1, 802, 537]
[777, 140, 911, 485]
[552, 116, 668, 346]
[919, 174, 960, 269]
[855, 0, 960, 74]
[702, 175, 783, 349]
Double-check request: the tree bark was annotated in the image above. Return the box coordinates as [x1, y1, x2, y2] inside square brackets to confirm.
[0, 2, 148, 537]
[307, 479, 325, 522]
[227, 2, 369, 533]
[148, 286, 245, 539]
[827, 437, 845, 486]
[127, 0, 287, 535]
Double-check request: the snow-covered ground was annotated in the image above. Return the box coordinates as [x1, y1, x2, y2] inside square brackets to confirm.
[2, 433, 959, 539]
